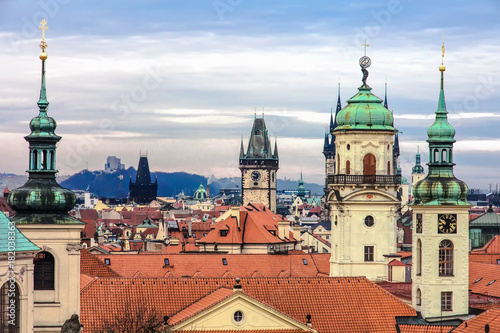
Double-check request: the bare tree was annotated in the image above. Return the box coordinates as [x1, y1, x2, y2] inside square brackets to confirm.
[97, 302, 166, 333]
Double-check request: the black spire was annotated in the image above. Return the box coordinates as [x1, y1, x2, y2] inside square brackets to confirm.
[129, 154, 158, 204]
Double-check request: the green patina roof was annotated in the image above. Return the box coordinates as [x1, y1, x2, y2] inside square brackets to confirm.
[412, 69, 469, 206]
[470, 207, 500, 227]
[335, 86, 394, 131]
[193, 184, 207, 200]
[137, 218, 158, 228]
[0, 212, 39, 252]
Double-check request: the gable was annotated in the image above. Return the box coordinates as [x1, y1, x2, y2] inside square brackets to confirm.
[171, 292, 314, 332]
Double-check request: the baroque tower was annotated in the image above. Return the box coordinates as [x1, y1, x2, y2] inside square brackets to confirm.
[7, 20, 84, 331]
[239, 115, 279, 212]
[410, 46, 470, 320]
[327, 53, 401, 281]
[411, 146, 426, 196]
[129, 153, 158, 204]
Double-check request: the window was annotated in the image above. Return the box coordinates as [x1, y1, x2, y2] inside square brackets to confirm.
[442, 149, 447, 163]
[164, 258, 169, 266]
[1, 282, 19, 333]
[416, 288, 421, 306]
[347, 144, 350, 150]
[104, 258, 111, 265]
[387, 161, 391, 175]
[303, 259, 308, 265]
[439, 240, 454, 276]
[183, 233, 189, 238]
[363, 154, 376, 177]
[346, 160, 351, 175]
[233, 310, 243, 323]
[364, 246, 374, 262]
[222, 258, 228, 265]
[203, 233, 207, 237]
[416, 239, 422, 276]
[34, 251, 55, 290]
[441, 292, 452, 311]
[434, 149, 439, 163]
[364, 216, 374, 227]
[192, 233, 196, 238]
[220, 230, 228, 237]
[337, 154, 340, 174]
[326, 235, 329, 240]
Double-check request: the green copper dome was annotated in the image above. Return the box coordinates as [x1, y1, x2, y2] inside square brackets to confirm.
[412, 66, 469, 206]
[335, 86, 394, 131]
[193, 184, 208, 200]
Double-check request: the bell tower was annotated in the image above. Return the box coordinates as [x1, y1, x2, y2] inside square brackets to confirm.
[327, 52, 401, 281]
[239, 114, 279, 212]
[410, 44, 470, 320]
[7, 20, 84, 331]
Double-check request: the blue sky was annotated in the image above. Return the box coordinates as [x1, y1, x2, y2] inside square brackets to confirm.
[1, 0, 500, 189]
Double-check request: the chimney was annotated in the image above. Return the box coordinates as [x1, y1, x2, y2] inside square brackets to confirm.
[278, 219, 289, 240]
[207, 184, 210, 198]
[293, 223, 302, 250]
[231, 206, 240, 228]
[188, 218, 193, 237]
[306, 314, 312, 328]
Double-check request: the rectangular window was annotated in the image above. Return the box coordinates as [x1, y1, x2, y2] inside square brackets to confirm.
[222, 258, 228, 265]
[364, 246, 374, 262]
[441, 292, 452, 311]
[104, 258, 111, 265]
[303, 259, 308, 265]
[164, 258, 169, 266]
[192, 233, 196, 238]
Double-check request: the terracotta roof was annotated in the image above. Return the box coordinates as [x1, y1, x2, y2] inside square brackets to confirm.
[389, 259, 407, 266]
[92, 253, 331, 278]
[377, 282, 412, 301]
[481, 235, 500, 254]
[469, 253, 500, 264]
[453, 307, 500, 332]
[80, 274, 95, 290]
[469, 262, 500, 298]
[169, 287, 234, 325]
[174, 330, 305, 333]
[80, 249, 120, 277]
[80, 277, 416, 332]
[398, 324, 454, 332]
[198, 208, 296, 245]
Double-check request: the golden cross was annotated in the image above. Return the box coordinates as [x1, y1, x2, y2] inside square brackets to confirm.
[441, 32, 445, 65]
[39, 19, 48, 40]
[361, 39, 369, 56]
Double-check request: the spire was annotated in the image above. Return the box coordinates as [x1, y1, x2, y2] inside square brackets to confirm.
[323, 131, 330, 149]
[273, 137, 279, 159]
[412, 145, 424, 174]
[239, 136, 245, 158]
[243, 114, 276, 160]
[329, 108, 335, 132]
[412, 41, 468, 206]
[384, 79, 388, 109]
[332, 81, 341, 131]
[393, 133, 400, 158]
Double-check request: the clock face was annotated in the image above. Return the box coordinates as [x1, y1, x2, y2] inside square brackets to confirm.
[438, 214, 457, 234]
[251, 171, 261, 181]
[416, 214, 422, 233]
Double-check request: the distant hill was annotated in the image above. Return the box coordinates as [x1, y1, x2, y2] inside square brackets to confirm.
[53, 170, 324, 198]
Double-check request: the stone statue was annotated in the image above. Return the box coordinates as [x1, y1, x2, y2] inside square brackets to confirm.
[61, 314, 83, 333]
[397, 227, 404, 244]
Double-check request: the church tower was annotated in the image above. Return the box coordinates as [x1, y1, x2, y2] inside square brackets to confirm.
[129, 153, 158, 204]
[7, 20, 84, 331]
[410, 46, 470, 320]
[323, 83, 342, 184]
[411, 146, 426, 196]
[327, 53, 401, 281]
[239, 114, 279, 212]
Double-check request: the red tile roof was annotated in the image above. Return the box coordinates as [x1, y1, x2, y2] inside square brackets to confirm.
[398, 324, 454, 333]
[469, 262, 500, 298]
[80, 277, 416, 332]
[91, 253, 331, 278]
[481, 235, 500, 254]
[80, 249, 120, 278]
[453, 307, 500, 332]
[168, 287, 234, 325]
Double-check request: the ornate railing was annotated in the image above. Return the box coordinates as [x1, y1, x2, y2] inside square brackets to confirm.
[327, 174, 401, 185]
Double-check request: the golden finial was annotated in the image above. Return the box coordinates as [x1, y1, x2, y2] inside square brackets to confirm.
[39, 19, 48, 60]
[439, 32, 446, 72]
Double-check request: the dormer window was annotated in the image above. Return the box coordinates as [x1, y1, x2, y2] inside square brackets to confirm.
[164, 258, 169, 266]
[104, 258, 111, 265]
[220, 230, 228, 237]
[222, 258, 228, 265]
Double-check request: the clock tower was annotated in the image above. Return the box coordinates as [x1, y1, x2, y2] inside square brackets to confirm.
[239, 114, 279, 212]
[410, 46, 470, 320]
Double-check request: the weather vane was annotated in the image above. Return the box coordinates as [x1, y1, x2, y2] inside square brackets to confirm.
[359, 39, 371, 87]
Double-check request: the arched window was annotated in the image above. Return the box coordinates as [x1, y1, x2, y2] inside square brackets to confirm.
[363, 154, 376, 175]
[441, 149, 447, 163]
[416, 288, 421, 306]
[34, 251, 55, 290]
[416, 239, 422, 276]
[434, 149, 439, 163]
[448, 150, 453, 163]
[439, 240, 454, 276]
[33, 150, 38, 170]
[346, 160, 351, 175]
[1, 282, 20, 332]
[42, 150, 48, 170]
[387, 161, 391, 175]
[337, 154, 340, 174]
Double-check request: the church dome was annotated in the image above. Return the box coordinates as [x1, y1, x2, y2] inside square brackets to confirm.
[8, 177, 76, 213]
[28, 112, 58, 138]
[412, 173, 468, 205]
[335, 87, 394, 131]
[193, 184, 208, 200]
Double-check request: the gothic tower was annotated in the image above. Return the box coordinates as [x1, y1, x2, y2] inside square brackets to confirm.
[239, 115, 279, 212]
[7, 20, 84, 331]
[327, 54, 401, 281]
[323, 83, 342, 184]
[411, 146, 426, 196]
[410, 48, 470, 320]
[129, 154, 158, 204]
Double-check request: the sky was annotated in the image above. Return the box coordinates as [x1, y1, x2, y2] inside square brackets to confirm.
[1, 0, 500, 190]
